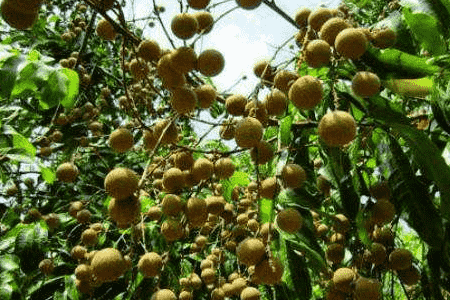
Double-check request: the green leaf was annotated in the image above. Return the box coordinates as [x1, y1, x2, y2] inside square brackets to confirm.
[280, 115, 293, 145]
[3, 125, 36, 157]
[259, 198, 273, 223]
[0, 254, 20, 272]
[403, 7, 446, 55]
[11, 61, 53, 98]
[0, 52, 24, 100]
[40, 164, 56, 184]
[14, 223, 47, 273]
[0, 272, 17, 300]
[285, 240, 312, 300]
[41, 68, 79, 110]
[284, 234, 328, 274]
[222, 171, 250, 202]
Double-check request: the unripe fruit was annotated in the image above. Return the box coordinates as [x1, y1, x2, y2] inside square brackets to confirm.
[308, 7, 333, 31]
[317, 110, 357, 147]
[235, 0, 262, 10]
[104, 167, 139, 200]
[276, 208, 303, 233]
[304, 39, 331, 68]
[138, 252, 162, 277]
[319, 17, 351, 46]
[352, 71, 381, 98]
[235, 117, 263, 148]
[335, 28, 368, 60]
[288, 75, 323, 110]
[108, 128, 133, 153]
[332, 268, 356, 293]
[237, 238, 265, 266]
[56, 162, 79, 183]
[281, 163, 306, 189]
[264, 89, 287, 116]
[197, 49, 224, 77]
[96, 19, 116, 40]
[171, 13, 198, 40]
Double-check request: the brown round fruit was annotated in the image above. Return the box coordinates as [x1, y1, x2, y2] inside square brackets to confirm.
[161, 194, 183, 216]
[170, 46, 197, 74]
[234, 117, 263, 148]
[1, 0, 38, 30]
[194, 84, 217, 108]
[332, 267, 356, 293]
[138, 252, 163, 277]
[354, 277, 381, 300]
[214, 157, 235, 179]
[162, 167, 185, 193]
[191, 157, 214, 182]
[317, 110, 357, 147]
[108, 128, 134, 153]
[304, 39, 331, 68]
[281, 163, 306, 189]
[96, 19, 116, 40]
[264, 89, 287, 116]
[39, 259, 54, 275]
[138, 39, 161, 61]
[372, 28, 397, 49]
[151, 289, 177, 300]
[161, 218, 184, 241]
[288, 75, 323, 110]
[260, 177, 279, 199]
[294, 8, 311, 28]
[237, 238, 266, 266]
[250, 140, 274, 165]
[352, 71, 381, 98]
[326, 243, 345, 264]
[253, 257, 284, 285]
[276, 208, 303, 233]
[186, 197, 208, 227]
[253, 60, 274, 81]
[319, 17, 351, 46]
[56, 162, 79, 183]
[389, 248, 413, 271]
[308, 7, 333, 31]
[104, 167, 139, 200]
[197, 49, 224, 77]
[187, 0, 210, 9]
[273, 70, 298, 93]
[129, 58, 149, 80]
[171, 13, 198, 40]
[397, 265, 421, 285]
[226, 94, 248, 116]
[194, 11, 214, 34]
[235, 0, 262, 10]
[370, 199, 396, 225]
[335, 28, 368, 60]
[171, 86, 197, 115]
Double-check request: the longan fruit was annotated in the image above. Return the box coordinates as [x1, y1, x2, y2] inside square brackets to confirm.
[153, 119, 179, 145]
[108, 128, 134, 153]
[276, 208, 303, 233]
[171, 86, 198, 115]
[389, 248, 413, 271]
[326, 243, 345, 264]
[244, 100, 268, 125]
[281, 163, 306, 189]
[187, 0, 210, 9]
[240, 286, 260, 300]
[75, 264, 93, 281]
[108, 197, 141, 228]
[220, 120, 236, 140]
[0, 1, 38, 30]
[250, 140, 274, 165]
[162, 168, 185, 193]
[81, 228, 98, 246]
[316, 174, 332, 196]
[372, 28, 397, 49]
[179, 290, 193, 300]
[264, 89, 287, 116]
[317, 110, 357, 147]
[252, 257, 283, 285]
[288, 75, 323, 110]
[143, 128, 157, 150]
[235, 0, 262, 10]
[351, 71, 381, 98]
[253, 60, 274, 81]
[71, 245, 88, 260]
[76, 209, 92, 224]
[197, 49, 225, 77]
[170, 46, 197, 74]
[335, 28, 368, 60]
[138, 252, 163, 277]
[39, 259, 54, 275]
[319, 17, 351, 46]
[161, 194, 183, 216]
[234, 117, 263, 148]
[370, 199, 396, 225]
[146, 205, 162, 221]
[104, 167, 139, 201]
[161, 218, 184, 241]
[294, 8, 311, 28]
[194, 84, 217, 109]
[260, 177, 279, 199]
[194, 11, 214, 34]
[96, 18, 116, 41]
[138, 39, 161, 61]
[157, 53, 187, 90]
[151, 289, 177, 300]
[173, 151, 194, 171]
[354, 277, 381, 300]
[368, 242, 387, 265]
[44, 213, 60, 229]
[308, 7, 333, 31]
[56, 162, 79, 183]
[237, 238, 265, 266]
[171, 13, 198, 40]
[225, 94, 248, 116]
[206, 195, 226, 215]
[332, 267, 356, 293]
[201, 267, 216, 284]
[191, 157, 214, 182]
[273, 70, 298, 93]
[214, 157, 235, 179]
[332, 214, 350, 233]
[304, 39, 331, 68]
[186, 197, 208, 227]
[129, 58, 149, 80]
[397, 265, 421, 285]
